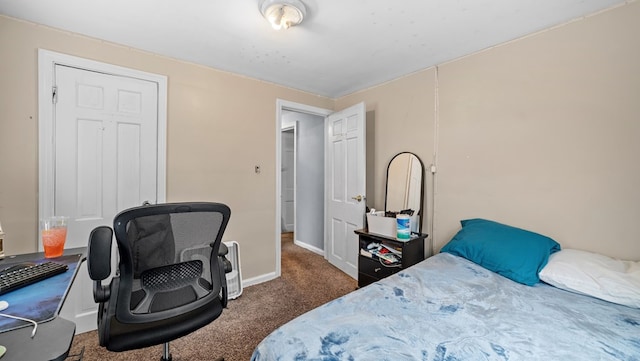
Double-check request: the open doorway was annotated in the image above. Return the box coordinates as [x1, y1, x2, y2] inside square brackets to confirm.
[281, 110, 325, 254]
[274, 100, 332, 278]
[275, 99, 367, 280]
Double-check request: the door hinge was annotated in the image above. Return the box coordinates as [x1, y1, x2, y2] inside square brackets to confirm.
[52, 86, 58, 104]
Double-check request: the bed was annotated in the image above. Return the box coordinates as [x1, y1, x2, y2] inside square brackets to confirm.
[251, 219, 640, 361]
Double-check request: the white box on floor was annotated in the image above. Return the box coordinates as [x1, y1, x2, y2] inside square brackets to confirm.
[180, 240, 243, 299]
[224, 241, 243, 299]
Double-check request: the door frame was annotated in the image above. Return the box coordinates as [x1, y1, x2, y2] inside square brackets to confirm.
[37, 49, 168, 228]
[281, 125, 296, 234]
[274, 99, 332, 278]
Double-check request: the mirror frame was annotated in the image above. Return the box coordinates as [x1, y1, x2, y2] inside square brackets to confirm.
[384, 152, 425, 234]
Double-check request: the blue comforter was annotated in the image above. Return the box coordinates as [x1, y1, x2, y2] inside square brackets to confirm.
[251, 253, 640, 361]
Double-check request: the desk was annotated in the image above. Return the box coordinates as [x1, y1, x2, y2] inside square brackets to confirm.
[0, 247, 86, 361]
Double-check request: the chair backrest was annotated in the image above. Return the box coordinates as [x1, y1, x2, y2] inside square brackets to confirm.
[111, 202, 231, 324]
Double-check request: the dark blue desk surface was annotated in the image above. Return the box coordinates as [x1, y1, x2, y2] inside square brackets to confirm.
[0, 253, 83, 333]
[0, 247, 86, 361]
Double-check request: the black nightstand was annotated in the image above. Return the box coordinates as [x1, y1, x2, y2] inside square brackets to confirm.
[355, 229, 428, 288]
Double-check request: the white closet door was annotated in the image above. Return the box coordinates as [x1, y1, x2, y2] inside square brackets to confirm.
[53, 64, 159, 333]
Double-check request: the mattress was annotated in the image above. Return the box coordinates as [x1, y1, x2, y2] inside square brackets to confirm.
[251, 252, 640, 361]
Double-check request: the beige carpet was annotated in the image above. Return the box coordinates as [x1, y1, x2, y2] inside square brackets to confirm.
[69, 234, 357, 360]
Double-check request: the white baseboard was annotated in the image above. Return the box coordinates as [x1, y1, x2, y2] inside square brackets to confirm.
[241, 271, 278, 288]
[293, 240, 324, 256]
[229, 240, 324, 291]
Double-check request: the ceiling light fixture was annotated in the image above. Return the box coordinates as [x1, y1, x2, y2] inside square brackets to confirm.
[259, 0, 306, 30]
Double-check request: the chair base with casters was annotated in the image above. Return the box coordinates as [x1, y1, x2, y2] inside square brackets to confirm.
[88, 202, 232, 361]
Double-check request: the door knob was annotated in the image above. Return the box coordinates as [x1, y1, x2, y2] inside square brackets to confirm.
[351, 195, 364, 202]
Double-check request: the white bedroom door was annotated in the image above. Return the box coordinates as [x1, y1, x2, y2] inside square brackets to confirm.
[325, 102, 366, 279]
[41, 59, 164, 333]
[54, 64, 159, 333]
[53, 65, 159, 247]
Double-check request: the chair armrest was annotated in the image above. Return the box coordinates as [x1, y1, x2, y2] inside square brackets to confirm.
[216, 243, 232, 273]
[216, 244, 232, 307]
[88, 226, 113, 302]
[218, 242, 228, 256]
[217, 256, 229, 308]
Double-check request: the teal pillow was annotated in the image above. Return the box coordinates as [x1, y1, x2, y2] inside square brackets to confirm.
[441, 218, 560, 286]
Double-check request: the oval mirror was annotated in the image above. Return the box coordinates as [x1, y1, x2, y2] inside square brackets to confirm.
[384, 152, 424, 233]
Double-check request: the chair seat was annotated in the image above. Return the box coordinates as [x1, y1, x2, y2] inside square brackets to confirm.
[106, 298, 224, 352]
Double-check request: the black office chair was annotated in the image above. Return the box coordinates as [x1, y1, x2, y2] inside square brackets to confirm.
[87, 202, 232, 361]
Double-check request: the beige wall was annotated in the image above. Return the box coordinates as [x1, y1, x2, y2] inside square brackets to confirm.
[1, 0, 638, 287]
[338, 2, 640, 260]
[436, 2, 639, 260]
[0, 15, 333, 279]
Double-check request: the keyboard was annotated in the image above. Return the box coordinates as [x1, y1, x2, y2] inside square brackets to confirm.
[0, 261, 68, 295]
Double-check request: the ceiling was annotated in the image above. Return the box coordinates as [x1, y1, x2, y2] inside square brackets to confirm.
[0, 0, 626, 98]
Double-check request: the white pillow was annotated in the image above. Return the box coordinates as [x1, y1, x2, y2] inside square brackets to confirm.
[539, 249, 640, 308]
